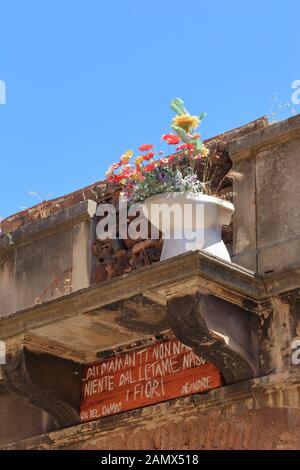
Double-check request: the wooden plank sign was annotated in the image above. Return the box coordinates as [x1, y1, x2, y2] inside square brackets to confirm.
[80, 338, 221, 422]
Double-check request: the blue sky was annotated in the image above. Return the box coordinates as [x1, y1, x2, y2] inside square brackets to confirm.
[0, 0, 299, 218]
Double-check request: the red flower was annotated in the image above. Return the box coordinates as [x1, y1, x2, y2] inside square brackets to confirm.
[143, 151, 155, 161]
[108, 174, 122, 183]
[145, 162, 156, 171]
[139, 144, 154, 152]
[176, 143, 194, 151]
[162, 133, 180, 145]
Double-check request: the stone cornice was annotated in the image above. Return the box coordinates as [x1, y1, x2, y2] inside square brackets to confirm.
[229, 114, 300, 160]
[1, 250, 299, 342]
[0, 251, 261, 341]
[0, 199, 97, 248]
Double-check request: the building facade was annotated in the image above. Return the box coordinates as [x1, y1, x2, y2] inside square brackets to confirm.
[1, 115, 300, 450]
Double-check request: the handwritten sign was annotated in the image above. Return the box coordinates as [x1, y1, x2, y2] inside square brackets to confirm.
[80, 338, 221, 422]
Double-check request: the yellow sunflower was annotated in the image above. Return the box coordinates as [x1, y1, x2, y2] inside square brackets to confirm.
[135, 155, 143, 165]
[201, 145, 210, 158]
[120, 149, 133, 164]
[172, 114, 200, 131]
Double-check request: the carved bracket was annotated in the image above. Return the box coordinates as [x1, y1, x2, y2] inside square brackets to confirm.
[2, 348, 82, 428]
[167, 292, 258, 384]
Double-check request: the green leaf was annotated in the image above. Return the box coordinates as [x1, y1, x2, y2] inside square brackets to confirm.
[171, 124, 192, 143]
[193, 138, 203, 152]
[170, 98, 189, 116]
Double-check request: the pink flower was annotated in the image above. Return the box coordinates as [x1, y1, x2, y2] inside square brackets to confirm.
[159, 157, 170, 165]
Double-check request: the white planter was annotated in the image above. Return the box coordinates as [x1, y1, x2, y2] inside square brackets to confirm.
[142, 192, 234, 262]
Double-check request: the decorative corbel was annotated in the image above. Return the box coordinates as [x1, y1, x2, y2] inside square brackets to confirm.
[167, 291, 258, 384]
[2, 347, 82, 428]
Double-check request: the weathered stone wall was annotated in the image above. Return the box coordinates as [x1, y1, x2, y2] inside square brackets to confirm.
[0, 200, 97, 316]
[0, 386, 54, 447]
[3, 374, 300, 450]
[230, 115, 300, 274]
[72, 407, 300, 451]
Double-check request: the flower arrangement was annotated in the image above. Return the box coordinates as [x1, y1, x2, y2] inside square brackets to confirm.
[105, 98, 237, 203]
